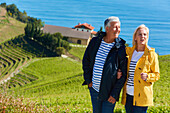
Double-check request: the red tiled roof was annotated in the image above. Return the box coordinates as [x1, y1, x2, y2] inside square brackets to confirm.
[74, 23, 94, 30]
[91, 31, 97, 35]
[42, 24, 91, 40]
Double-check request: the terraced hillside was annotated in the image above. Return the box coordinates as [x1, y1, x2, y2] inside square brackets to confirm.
[0, 38, 34, 86]
[1, 40, 169, 112]
[0, 35, 58, 89]
[6, 57, 90, 112]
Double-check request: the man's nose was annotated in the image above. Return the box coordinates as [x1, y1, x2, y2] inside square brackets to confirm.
[116, 26, 120, 30]
[114, 26, 119, 31]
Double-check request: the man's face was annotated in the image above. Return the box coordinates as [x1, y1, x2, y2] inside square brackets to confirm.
[106, 21, 120, 38]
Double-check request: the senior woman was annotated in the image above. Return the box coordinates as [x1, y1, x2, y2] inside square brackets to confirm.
[120, 24, 160, 113]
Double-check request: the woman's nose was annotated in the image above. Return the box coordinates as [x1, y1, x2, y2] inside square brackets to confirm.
[141, 34, 145, 37]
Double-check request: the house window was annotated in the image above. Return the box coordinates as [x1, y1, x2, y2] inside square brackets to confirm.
[77, 40, 81, 44]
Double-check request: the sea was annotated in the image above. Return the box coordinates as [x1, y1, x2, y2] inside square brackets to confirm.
[1, 0, 170, 55]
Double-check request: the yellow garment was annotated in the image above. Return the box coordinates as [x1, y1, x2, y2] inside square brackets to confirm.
[121, 45, 160, 106]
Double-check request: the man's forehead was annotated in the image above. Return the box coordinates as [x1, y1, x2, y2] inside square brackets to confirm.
[110, 21, 120, 25]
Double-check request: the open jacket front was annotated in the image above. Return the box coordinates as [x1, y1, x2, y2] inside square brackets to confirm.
[121, 45, 160, 106]
[82, 32, 127, 101]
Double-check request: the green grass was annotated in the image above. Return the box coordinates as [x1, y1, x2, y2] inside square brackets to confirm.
[153, 55, 170, 106]
[0, 40, 169, 112]
[0, 14, 26, 43]
[2, 53, 168, 112]
[7, 57, 93, 112]
[69, 46, 86, 60]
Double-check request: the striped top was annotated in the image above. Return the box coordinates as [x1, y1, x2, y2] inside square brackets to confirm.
[92, 39, 115, 92]
[126, 50, 144, 96]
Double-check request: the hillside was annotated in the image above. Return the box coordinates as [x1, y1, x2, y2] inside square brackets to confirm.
[0, 5, 169, 113]
[0, 7, 26, 43]
[0, 40, 169, 112]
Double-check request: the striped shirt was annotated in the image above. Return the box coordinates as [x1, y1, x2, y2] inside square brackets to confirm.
[126, 50, 144, 96]
[92, 40, 115, 92]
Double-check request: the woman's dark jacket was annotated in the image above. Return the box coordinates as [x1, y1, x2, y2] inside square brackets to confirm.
[82, 32, 127, 101]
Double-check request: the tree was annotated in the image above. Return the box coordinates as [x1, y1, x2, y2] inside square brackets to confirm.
[30, 23, 35, 38]
[6, 4, 18, 17]
[0, 3, 6, 8]
[99, 26, 103, 32]
[53, 32, 63, 39]
[56, 47, 65, 56]
[96, 26, 104, 37]
[23, 10, 27, 16]
[24, 23, 32, 37]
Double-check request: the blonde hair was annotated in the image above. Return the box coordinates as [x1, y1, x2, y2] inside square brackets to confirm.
[132, 24, 149, 46]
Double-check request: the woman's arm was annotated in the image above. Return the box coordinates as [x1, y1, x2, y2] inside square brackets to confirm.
[146, 53, 160, 82]
[142, 53, 160, 82]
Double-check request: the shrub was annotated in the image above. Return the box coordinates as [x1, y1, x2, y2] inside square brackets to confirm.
[56, 47, 65, 56]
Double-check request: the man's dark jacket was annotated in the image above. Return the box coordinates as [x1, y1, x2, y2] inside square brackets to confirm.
[82, 32, 127, 101]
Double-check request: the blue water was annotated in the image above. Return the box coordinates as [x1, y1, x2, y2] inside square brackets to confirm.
[1, 0, 170, 55]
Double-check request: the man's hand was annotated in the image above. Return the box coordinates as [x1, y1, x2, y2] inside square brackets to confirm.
[108, 96, 116, 104]
[88, 82, 92, 88]
[117, 69, 122, 79]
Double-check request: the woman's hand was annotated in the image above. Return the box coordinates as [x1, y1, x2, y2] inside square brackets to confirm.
[117, 69, 122, 79]
[141, 73, 148, 81]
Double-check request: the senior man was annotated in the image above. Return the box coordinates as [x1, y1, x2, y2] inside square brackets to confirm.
[82, 16, 127, 113]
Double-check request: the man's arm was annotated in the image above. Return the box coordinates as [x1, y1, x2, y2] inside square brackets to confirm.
[82, 39, 94, 85]
[111, 46, 127, 100]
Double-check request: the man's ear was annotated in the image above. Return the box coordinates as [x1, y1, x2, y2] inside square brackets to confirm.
[105, 26, 109, 33]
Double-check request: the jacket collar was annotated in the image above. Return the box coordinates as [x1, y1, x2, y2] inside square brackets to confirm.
[131, 44, 155, 56]
[97, 31, 126, 49]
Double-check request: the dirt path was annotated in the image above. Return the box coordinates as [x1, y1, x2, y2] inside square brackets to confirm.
[64, 51, 82, 63]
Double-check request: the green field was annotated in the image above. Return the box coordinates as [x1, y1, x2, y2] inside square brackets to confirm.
[7, 57, 92, 112]
[3, 52, 170, 112]
[68, 46, 86, 60]
[0, 36, 169, 113]
[0, 7, 26, 43]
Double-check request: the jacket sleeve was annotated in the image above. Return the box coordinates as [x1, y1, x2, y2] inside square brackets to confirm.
[111, 45, 127, 100]
[82, 39, 94, 85]
[146, 53, 160, 82]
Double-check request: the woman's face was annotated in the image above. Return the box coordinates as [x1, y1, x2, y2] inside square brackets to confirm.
[135, 28, 148, 46]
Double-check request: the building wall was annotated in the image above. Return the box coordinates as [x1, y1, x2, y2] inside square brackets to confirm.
[67, 37, 90, 45]
[75, 28, 92, 33]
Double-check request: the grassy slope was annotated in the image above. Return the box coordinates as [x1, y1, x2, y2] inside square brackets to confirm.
[68, 47, 170, 108]
[68, 46, 86, 60]
[153, 55, 170, 106]
[0, 7, 26, 43]
[7, 53, 169, 112]
[8, 57, 92, 112]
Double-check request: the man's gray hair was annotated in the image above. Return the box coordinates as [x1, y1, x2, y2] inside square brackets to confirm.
[104, 16, 120, 29]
